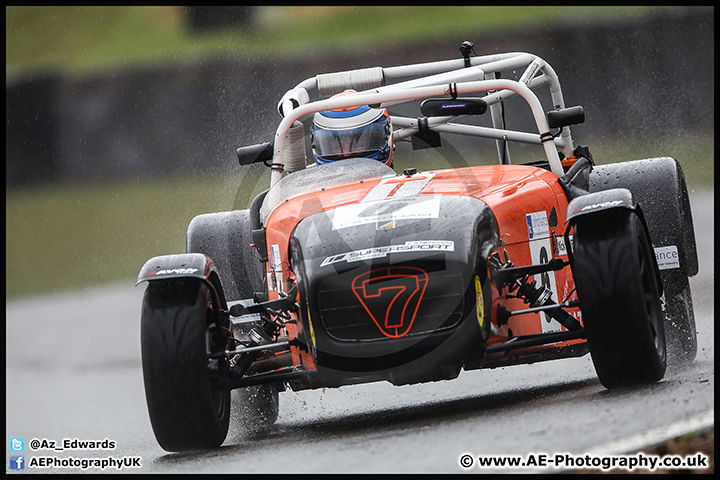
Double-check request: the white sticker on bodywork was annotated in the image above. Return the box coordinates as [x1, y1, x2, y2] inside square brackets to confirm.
[268, 244, 282, 292]
[654, 245, 680, 270]
[320, 240, 454, 267]
[526, 211, 550, 240]
[554, 234, 573, 256]
[331, 195, 442, 230]
[529, 238, 561, 333]
[362, 173, 436, 202]
[270, 244, 282, 271]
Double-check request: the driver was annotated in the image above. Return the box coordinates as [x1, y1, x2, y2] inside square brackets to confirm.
[311, 89, 393, 167]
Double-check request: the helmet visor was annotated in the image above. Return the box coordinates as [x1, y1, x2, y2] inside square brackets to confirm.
[313, 119, 390, 160]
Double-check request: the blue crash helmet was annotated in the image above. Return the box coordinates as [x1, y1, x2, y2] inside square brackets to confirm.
[311, 90, 393, 166]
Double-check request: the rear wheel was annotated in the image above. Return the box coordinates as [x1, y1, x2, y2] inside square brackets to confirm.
[573, 210, 666, 389]
[187, 209, 281, 436]
[141, 278, 230, 451]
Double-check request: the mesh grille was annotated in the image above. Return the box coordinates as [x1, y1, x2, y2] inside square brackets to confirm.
[317, 267, 465, 341]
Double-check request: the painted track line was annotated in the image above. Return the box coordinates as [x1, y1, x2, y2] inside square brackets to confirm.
[584, 408, 714, 457]
[519, 410, 715, 473]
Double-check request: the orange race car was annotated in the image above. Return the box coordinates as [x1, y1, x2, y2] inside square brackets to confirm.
[137, 43, 698, 452]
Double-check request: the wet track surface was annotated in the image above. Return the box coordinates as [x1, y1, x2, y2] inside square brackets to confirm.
[6, 190, 713, 474]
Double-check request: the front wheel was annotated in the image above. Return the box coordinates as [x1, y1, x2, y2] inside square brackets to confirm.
[573, 209, 666, 389]
[141, 278, 230, 451]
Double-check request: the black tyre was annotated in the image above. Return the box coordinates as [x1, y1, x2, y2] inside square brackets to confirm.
[187, 209, 265, 302]
[141, 278, 230, 451]
[662, 276, 697, 365]
[573, 209, 666, 389]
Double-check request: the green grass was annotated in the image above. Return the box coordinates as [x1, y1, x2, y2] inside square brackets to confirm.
[585, 134, 715, 191]
[5, 170, 267, 299]
[6, 6, 670, 76]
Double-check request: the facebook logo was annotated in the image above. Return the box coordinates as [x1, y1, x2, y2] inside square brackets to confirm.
[9, 455, 25, 470]
[10, 437, 24, 451]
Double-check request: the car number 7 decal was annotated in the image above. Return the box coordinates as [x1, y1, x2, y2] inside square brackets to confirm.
[352, 267, 428, 338]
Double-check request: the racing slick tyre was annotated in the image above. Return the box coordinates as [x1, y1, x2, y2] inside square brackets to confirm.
[141, 278, 230, 451]
[662, 276, 697, 365]
[573, 209, 666, 389]
[187, 209, 265, 302]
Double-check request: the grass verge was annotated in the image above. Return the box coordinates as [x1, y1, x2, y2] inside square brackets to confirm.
[6, 6, 670, 76]
[5, 172, 265, 299]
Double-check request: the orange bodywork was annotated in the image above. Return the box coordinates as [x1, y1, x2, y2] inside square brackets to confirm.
[263, 164, 584, 370]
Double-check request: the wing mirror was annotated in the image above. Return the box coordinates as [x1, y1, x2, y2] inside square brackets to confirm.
[237, 141, 273, 165]
[547, 106, 585, 128]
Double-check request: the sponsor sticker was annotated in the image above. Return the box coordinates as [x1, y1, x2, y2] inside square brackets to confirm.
[270, 244, 282, 271]
[580, 199, 624, 212]
[554, 235, 573, 256]
[321, 240, 454, 267]
[654, 245, 680, 270]
[267, 244, 283, 291]
[148, 268, 198, 276]
[376, 219, 396, 230]
[526, 211, 550, 240]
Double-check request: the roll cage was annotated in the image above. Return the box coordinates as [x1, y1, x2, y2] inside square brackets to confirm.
[248, 47, 585, 187]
